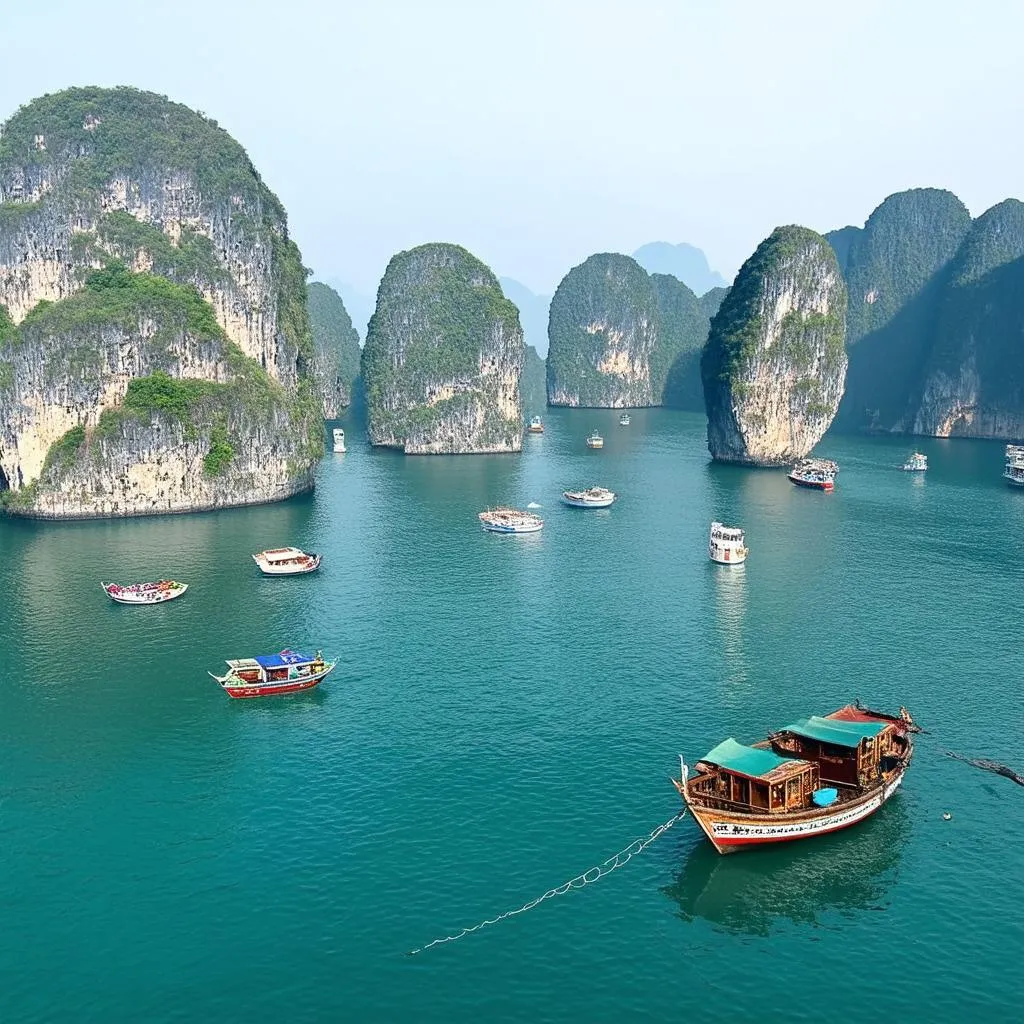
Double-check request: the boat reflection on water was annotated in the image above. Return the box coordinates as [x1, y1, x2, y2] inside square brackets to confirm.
[710, 558, 748, 687]
[662, 798, 908, 936]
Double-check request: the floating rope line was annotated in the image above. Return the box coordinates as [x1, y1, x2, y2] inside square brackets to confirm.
[407, 809, 686, 955]
[946, 751, 1024, 787]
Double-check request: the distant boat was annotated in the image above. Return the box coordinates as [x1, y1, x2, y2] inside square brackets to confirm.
[332, 427, 346, 453]
[208, 649, 336, 699]
[673, 703, 917, 854]
[1004, 445, 1024, 487]
[527, 416, 545, 434]
[619, 413, 630, 426]
[252, 547, 321, 576]
[708, 521, 747, 565]
[101, 580, 188, 605]
[586, 431, 604, 449]
[526, 501, 543, 509]
[478, 507, 544, 534]
[788, 457, 836, 492]
[902, 452, 927, 472]
[562, 486, 616, 508]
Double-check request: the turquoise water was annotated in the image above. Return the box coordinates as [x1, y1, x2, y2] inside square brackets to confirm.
[2, 409, 1023, 1021]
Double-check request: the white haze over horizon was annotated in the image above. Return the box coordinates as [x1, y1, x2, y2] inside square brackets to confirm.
[2, 0, 1022, 301]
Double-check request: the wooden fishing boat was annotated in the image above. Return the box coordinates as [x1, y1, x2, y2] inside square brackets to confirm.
[586, 431, 604, 449]
[478, 507, 544, 534]
[208, 649, 336, 698]
[673, 703, 915, 854]
[101, 580, 188, 605]
[527, 416, 545, 434]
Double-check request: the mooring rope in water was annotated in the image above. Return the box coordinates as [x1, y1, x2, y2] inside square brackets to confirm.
[406, 809, 686, 956]
[946, 750, 1024, 787]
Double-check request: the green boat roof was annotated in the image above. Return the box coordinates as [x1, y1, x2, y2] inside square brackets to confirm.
[699, 738, 802, 779]
[778, 715, 887, 748]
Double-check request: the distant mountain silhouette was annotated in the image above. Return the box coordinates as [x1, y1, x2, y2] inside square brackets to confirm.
[499, 277, 551, 356]
[632, 242, 728, 295]
[324, 277, 374, 340]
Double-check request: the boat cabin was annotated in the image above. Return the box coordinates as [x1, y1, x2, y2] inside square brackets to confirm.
[689, 738, 821, 814]
[226, 650, 324, 684]
[770, 714, 902, 788]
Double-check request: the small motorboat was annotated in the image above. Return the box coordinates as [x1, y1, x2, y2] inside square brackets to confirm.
[252, 547, 321, 576]
[708, 521, 747, 565]
[586, 431, 604, 449]
[901, 452, 926, 472]
[619, 413, 630, 426]
[562, 486, 616, 508]
[209, 649, 336, 698]
[102, 580, 188, 605]
[527, 416, 545, 434]
[478, 507, 544, 534]
[332, 427, 346, 453]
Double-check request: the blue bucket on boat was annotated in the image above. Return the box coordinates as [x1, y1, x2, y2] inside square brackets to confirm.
[812, 788, 838, 808]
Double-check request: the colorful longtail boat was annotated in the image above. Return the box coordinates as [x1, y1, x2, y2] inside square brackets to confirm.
[673, 703, 915, 854]
[208, 649, 336, 698]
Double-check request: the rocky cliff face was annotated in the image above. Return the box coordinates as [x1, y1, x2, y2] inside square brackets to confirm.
[832, 189, 971, 431]
[701, 226, 847, 465]
[307, 281, 361, 418]
[910, 200, 1024, 438]
[361, 243, 524, 454]
[0, 87, 320, 517]
[520, 343, 547, 420]
[651, 274, 719, 410]
[546, 253, 658, 408]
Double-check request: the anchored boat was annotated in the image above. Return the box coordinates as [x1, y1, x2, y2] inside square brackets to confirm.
[252, 547, 321, 576]
[586, 431, 604, 449]
[102, 580, 188, 605]
[673, 703, 915, 854]
[527, 416, 545, 434]
[562, 486, 616, 508]
[209, 649, 335, 698]
[1004, 445, 1024, 487]
[708, 521, 747, 565]
[902, 452, 927, 472]
[478, 507, 544, 534]
[788, 457, 837, 492]
[333, 427, 346, 453]
[619, 413, 630, 426]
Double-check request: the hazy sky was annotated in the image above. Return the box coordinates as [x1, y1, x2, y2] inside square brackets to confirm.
[3, 0, 1023, 296]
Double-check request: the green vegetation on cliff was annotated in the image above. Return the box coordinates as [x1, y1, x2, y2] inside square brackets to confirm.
[520, 344, 547, 417]
[362, 243, 523, 449]
[307, 281, 361, 411]
[546, 253, 659, 406]
[20, 261, 224, 341]
[0, 86, 279, 216]
[703, 226, 845, 388]
[843, 188, 970, 345]
[648, 273, 708, 408]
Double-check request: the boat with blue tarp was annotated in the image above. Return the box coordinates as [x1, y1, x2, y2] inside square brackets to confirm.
[208, 649, 336, 698]
[672, 703, 916, 854]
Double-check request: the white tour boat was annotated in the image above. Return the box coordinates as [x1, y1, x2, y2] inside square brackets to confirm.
[708, 522, 748, 565]
[478, 507, 544, 534]
[252, 547, 322, 576]
[101, 580, 189, 604]
[332, 427, 346, 453]
[562, 486, 616, 508]
[1004, 445, 1024, 487]
[586, 431, 604, 449]
[527, 416, 545, 434]
[902, 452, 927, 472]
[619, 413, 630, 426]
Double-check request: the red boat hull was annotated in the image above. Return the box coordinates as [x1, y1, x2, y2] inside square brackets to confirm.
[224, 676, 325, 699]
[788, 474, 833, 492]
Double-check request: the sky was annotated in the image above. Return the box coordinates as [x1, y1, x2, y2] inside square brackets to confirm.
[2, 0, 1023, 299]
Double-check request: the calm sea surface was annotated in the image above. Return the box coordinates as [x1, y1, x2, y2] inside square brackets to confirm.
[2, 409, 1023, 1021]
